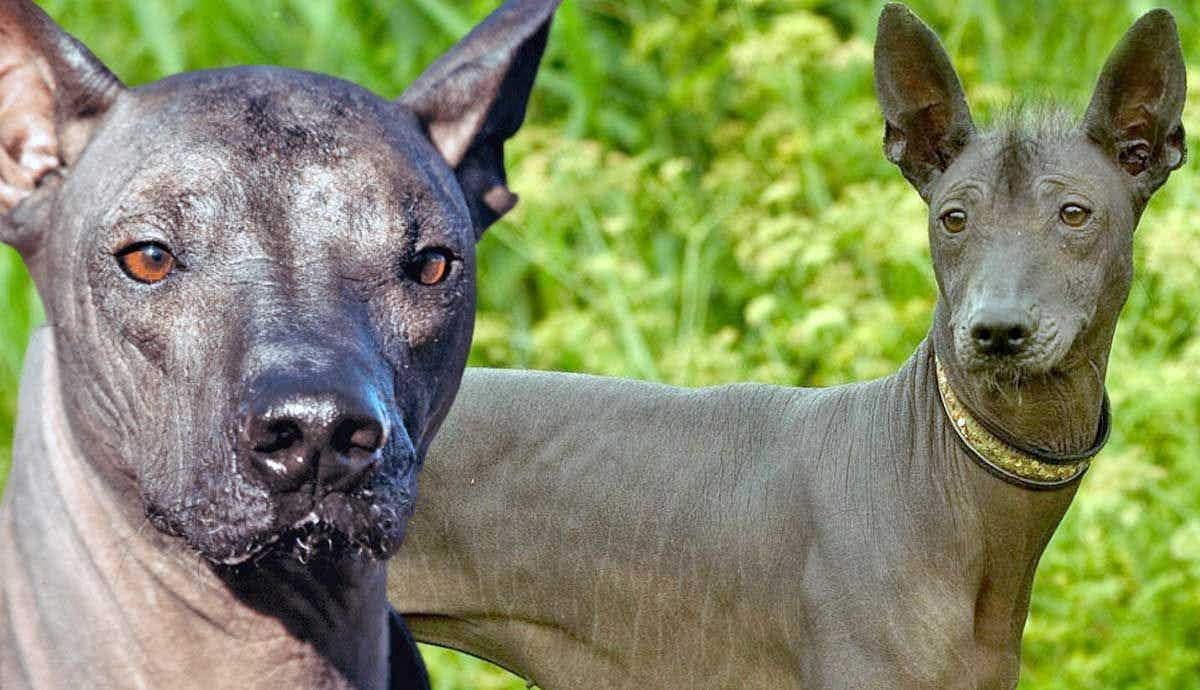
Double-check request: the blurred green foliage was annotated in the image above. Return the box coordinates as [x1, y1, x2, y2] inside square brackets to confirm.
[1, 0, 1198, 687]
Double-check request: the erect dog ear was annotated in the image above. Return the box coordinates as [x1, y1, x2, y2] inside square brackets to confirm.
[398, 0, 560, 237]
[0, 0, 123, 249]
[1082, 9, 1186, 207]
[873, 3, 976, 201]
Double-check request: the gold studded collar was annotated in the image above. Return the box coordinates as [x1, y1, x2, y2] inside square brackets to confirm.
[934, 356, 1109, 490]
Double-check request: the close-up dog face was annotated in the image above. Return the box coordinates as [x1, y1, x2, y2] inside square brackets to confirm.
[874, 5, 1185, 381]
[53, 70, 478, 563]
[928, 132, 1137, 377]
[0, 0, 557, 565]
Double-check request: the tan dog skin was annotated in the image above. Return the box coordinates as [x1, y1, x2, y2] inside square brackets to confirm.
[388, 6, 1186, 689]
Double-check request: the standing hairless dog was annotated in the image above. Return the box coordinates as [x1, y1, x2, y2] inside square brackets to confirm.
[388, 5, 1186, 689]
[0, 0, 560, 688]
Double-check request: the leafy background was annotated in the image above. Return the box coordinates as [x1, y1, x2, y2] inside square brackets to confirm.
[1, 0, 1198, 687]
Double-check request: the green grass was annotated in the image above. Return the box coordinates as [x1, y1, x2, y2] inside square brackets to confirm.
[2, 1, 1199, 687]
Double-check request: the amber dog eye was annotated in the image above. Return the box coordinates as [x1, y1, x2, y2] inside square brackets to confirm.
[940, 209, 967, 233]
[408, 249, 453, 286]
[117, 242, 178, 284]
[1060, 204, 1091, 228]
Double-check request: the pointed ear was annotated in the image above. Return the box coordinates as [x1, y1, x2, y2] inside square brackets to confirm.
[398, 0, 560, 236]
[873, 3, 975, 200]
[0, 0, 123, 250]
[1082, 10, 1186, 205]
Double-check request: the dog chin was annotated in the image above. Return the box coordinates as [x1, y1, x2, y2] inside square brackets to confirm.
[957, 352, 1056, 379]
[269, 488, 413, 563]
[244, 492, 412, 565]
[269, 513, 409, 564]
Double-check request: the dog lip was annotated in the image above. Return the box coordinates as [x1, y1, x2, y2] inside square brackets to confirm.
[961, 350, 1047, 369]
[292, 511, 322, 529]
[215, 549, 264, 566]
[957, 348, 1064, 379]
[204, 512, 325, 565]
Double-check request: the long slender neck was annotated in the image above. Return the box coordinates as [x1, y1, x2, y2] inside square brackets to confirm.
[904, 313, 1097, 678]
[0, 331, 390, 690]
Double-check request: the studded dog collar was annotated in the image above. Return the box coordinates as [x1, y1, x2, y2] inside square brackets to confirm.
[934, 356, 1109, 490]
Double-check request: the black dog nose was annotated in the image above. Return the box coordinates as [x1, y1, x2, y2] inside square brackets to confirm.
[242, 385, 388, 493]
[969, 307, 1034, 356]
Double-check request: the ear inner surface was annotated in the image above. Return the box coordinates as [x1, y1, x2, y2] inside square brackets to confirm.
[874, 3, 975, 199]
[0, 0, 123, 215]
[423, 61, 497, 168]
[1082, 9, 1186, 200]
[0, 31, 60, 209]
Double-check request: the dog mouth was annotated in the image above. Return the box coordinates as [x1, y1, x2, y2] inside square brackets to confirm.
[959, 351, 1055, 377]
[218, 487, 412, 566]
[221, 509, 407, 566]
[148, 464, 415, 566]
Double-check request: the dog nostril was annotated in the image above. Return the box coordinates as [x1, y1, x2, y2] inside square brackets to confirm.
[254, 419, 303, 454]
[246, 416, 314, 492]
[322, 417, 386, 492]
[331, 418, 386, 456]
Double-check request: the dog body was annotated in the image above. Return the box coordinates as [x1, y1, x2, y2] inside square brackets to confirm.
[389, 6, 1186, 689]
[393, 353, 1069, 689]
[0, 1, 560, 687]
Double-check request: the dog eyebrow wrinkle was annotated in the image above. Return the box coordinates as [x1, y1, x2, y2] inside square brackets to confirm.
[105, 186, 228, 238]
[937, 179, 986, 206]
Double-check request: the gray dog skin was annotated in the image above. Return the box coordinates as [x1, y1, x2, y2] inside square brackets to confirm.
[388, 6, 1186, 689]
[0, 0, 560, 688]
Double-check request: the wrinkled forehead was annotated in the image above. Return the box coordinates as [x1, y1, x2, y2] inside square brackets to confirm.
[938, 129, 1126, 205]
[72, 66, 472, 245]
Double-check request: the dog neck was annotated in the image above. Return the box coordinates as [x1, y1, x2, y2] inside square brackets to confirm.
[905, 337, 1085, 681]
[930, 304, 1111, 461]
[0, 329, 391, 690]
[933, 356, 1099, 488]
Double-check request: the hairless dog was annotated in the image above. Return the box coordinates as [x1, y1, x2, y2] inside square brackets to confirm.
[0, 1, 560, 688]
[387, 6, 1186, 689]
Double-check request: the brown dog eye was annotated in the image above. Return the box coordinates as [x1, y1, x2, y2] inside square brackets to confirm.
[1060, 204, 1091, 227]
[940, 210, 967, 233]
[409, 249, 452, 286]
[117, 242, 178, 284]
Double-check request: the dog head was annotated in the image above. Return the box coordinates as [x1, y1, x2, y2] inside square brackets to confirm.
[874, 5, 1184, 380]
[0, 0, 560, 564]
